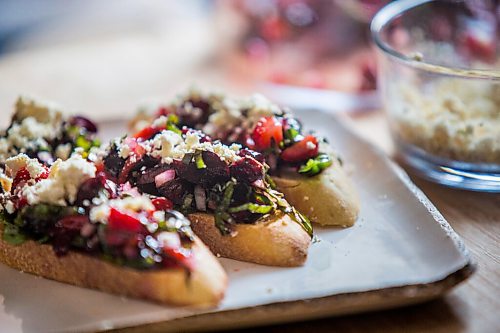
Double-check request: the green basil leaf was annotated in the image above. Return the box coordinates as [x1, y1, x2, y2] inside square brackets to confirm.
[221, 181, 234, 209]
[2, 223, 27, 245]
[214, 211, 234, 235]
[298, 153, 333, 176]
[291, 208, 313, 237]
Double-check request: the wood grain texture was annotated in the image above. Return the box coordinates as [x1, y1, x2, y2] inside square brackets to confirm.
[224, 112, 499, 333]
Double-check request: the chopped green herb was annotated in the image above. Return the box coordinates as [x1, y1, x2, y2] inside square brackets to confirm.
[284, 128, 299, 141]
[214, 211, 234, 235]
[211, 180, 237, 235]
[298, 153, 332, 176]
[165, 114, 182, 134]
[228, 203, 273, 214]
[167, 114, 179, 124]
[182, 194, 194, 211]
[263, 189, 313, 237]
[167, 123, 182, 135]
[195, 151, 206, 169]
[76, 135, 92, 151]
[290, 208, 313, 237]
[221, 181, 235, 209]
[265, 174, 276, 189]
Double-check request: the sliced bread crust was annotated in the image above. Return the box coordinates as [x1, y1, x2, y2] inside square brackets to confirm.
[188, 212, 311, 267]
[274, 147, 359, 227]
[0, 226, 227, 307]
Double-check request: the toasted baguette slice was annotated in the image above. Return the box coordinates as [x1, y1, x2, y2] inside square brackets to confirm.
[274, 146, 359, 227]
[188, 212, 311, 267]
[0, 225, 227, 307]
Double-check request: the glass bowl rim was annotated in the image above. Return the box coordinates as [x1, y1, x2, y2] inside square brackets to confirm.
[370, 0, 500, 80]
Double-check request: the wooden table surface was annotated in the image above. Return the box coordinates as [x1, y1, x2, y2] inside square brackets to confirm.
[228, 111, 500, 333]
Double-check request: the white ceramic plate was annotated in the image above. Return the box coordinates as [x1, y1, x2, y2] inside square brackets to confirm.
[0, 110, 473, 333]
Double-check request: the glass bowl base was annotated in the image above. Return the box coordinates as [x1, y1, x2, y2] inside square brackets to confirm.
[397, 144, 500, 193]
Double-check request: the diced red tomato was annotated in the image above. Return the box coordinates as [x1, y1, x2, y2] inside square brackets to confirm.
[133, 125, 164, 141]
[14, 196, 28, 210]
[108, 207, 144, 234]
[163, 247, 193, 270]
[250, 116, 284, 150]
[35, 167, 50, 181]
[11, 168, 31, 191]
[155, 106, 172, 117]
[95, 161, 105, 174]
[11, 166, 49, 192]
[152, 197, 173, 211]
[280, 135, 319, 162]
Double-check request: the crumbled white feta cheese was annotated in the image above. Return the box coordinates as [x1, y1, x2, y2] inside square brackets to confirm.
[110, 196, 155, 212]
[5, 153, 46, 178]
[392, 79, 500, 163]
[157, 231, 181, 249]
[118, 142, 132, 159]
[148, 130, 241, 164]
[28, 155, 96, 205]
[73, 147, 85, 156]
[89, 204, 110, 223]
[243, 94, 281, 121]
[87, 145, 107, 163]
[4, 201, 15, 214]
[306, 141, 316, 150]
[150, 130, 184, 163]
[185, 132, 200, 148]
[15, 95, 63, 127]
[210, 142, 241, 162]
[5, 118, 52, 152]
[26, 179, 66, 205]
[203, 98, 242, 136]
[0, 96, 66, 163]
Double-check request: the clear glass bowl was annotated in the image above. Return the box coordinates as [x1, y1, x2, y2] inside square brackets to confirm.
[371, 0, 500, 192]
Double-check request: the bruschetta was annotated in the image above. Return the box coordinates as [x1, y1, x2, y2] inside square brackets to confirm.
[0, 95, 100, 165]
[130, 89, 359, 227]
[0, 154, 226, 306]
[102, 123, 313, 266]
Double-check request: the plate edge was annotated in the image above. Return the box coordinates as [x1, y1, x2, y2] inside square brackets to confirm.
[109, 262, 475, 333]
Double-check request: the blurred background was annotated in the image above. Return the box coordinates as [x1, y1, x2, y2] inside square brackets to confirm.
[0, 0, 497, 123]
[0, 0, 394, 123]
